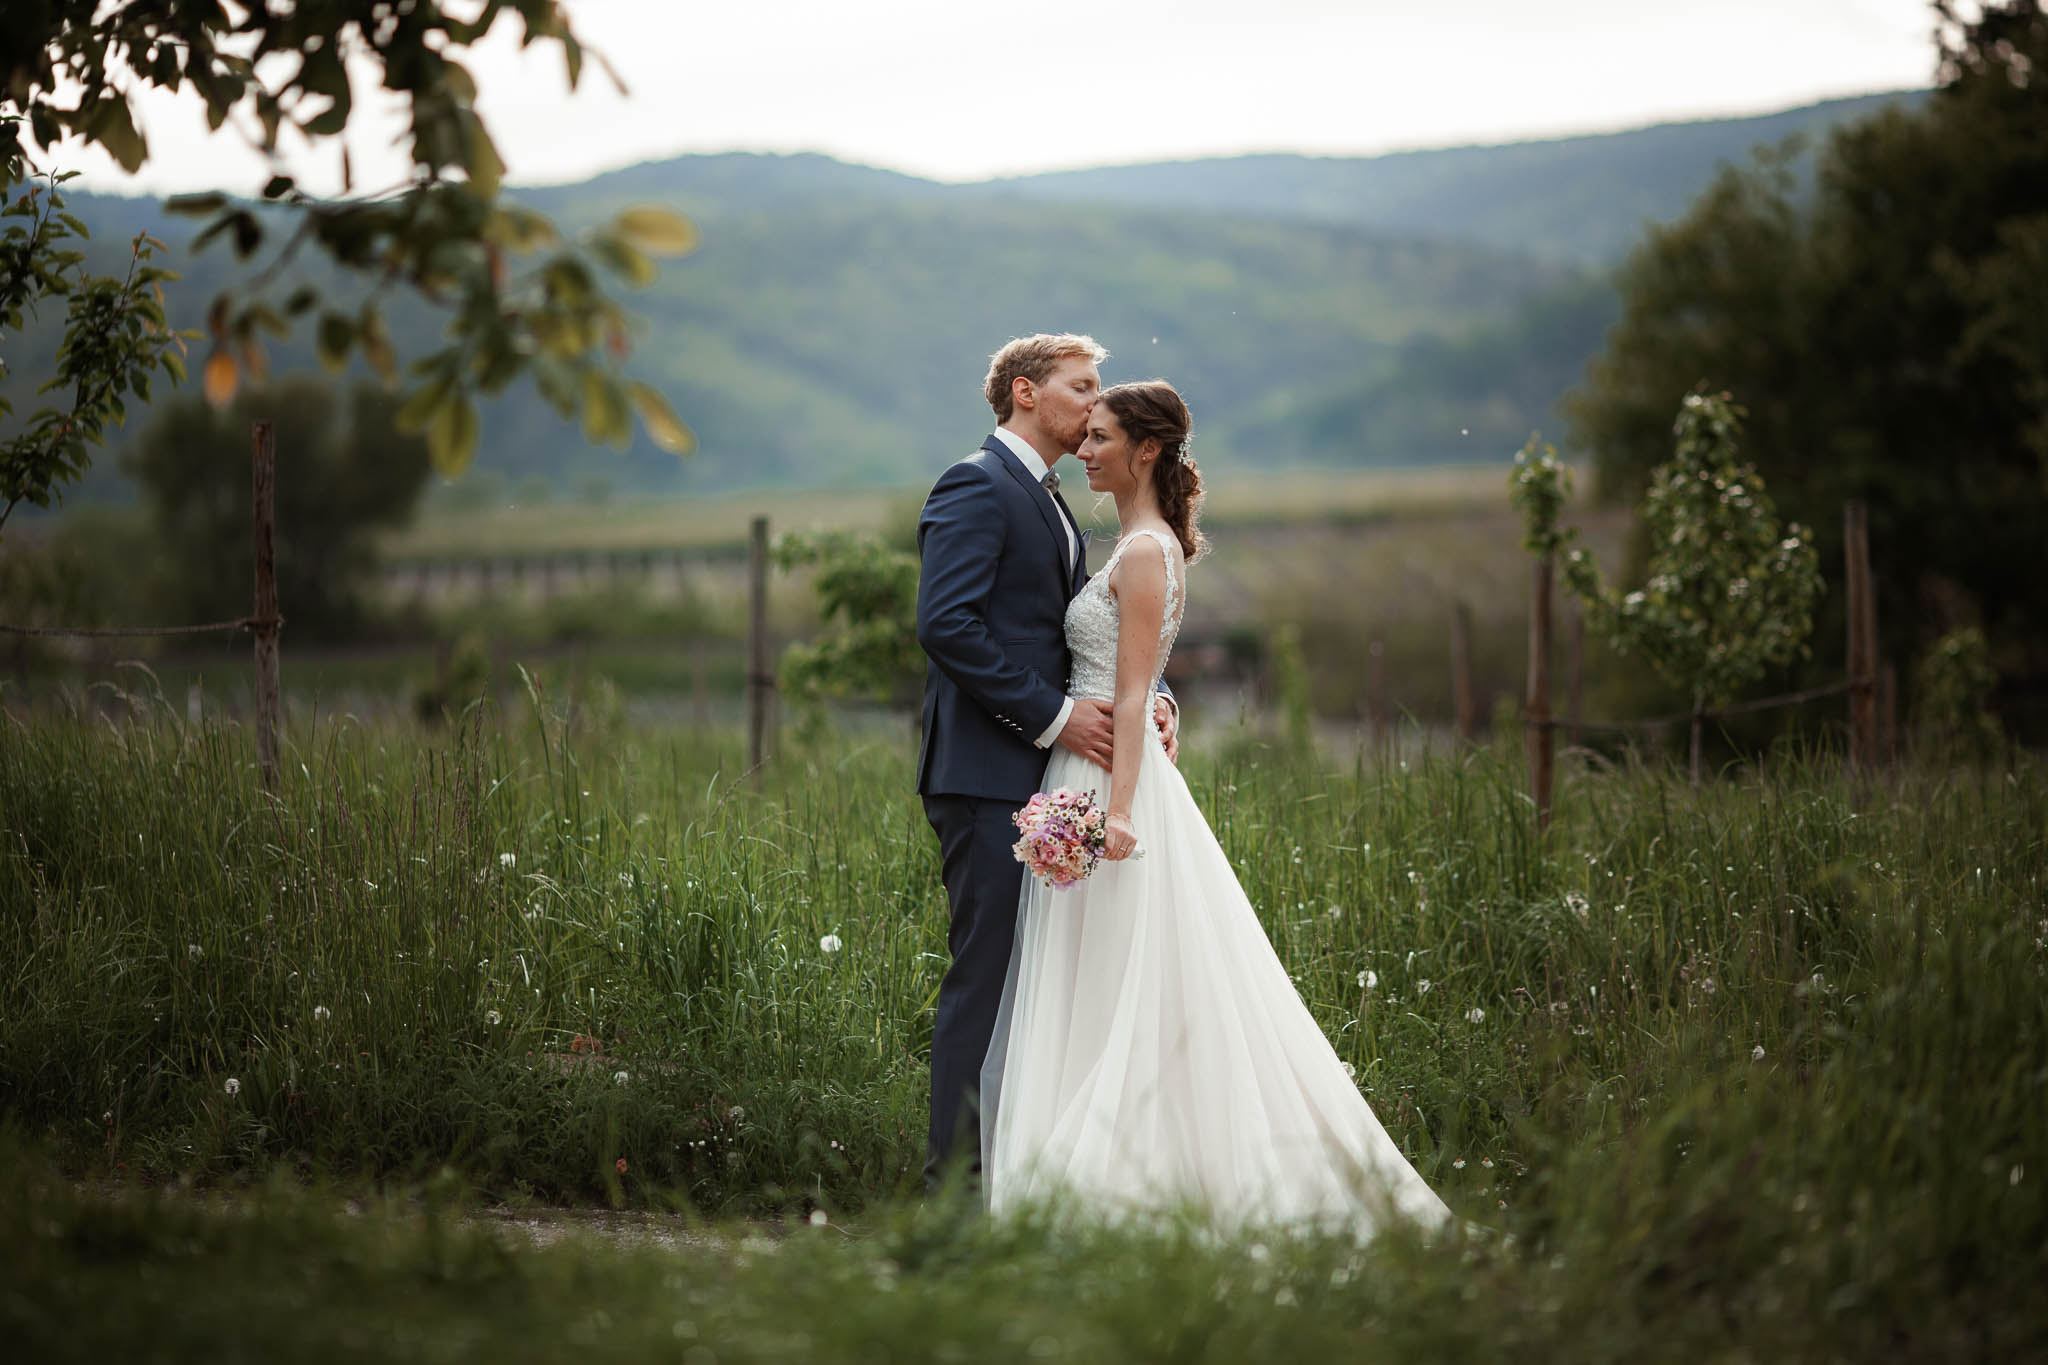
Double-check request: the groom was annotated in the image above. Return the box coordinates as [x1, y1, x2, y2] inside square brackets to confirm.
[914, 332, 1177, 1192]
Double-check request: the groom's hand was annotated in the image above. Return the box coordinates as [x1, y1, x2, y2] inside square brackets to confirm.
[1153, 695, 1180, 765]
[1055, 697, 1114, 769]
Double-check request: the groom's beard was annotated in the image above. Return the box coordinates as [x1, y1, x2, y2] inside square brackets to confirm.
[1053, 413, 1089, 455]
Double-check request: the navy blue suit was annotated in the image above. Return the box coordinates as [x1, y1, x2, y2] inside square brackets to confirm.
[914, 434, 1088, 1189]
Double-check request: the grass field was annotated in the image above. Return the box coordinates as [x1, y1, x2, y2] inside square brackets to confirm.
[2, 700, 2043, 1359]
[385, 465, 1523, 559]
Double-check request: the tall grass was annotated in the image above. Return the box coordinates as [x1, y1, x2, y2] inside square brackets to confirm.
[3, 695, 2045, 1353]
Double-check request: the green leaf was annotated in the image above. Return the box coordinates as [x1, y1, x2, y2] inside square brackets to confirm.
[88, 98, 147, 174]
[395, 378, 452, 435]
[627, 381, 695, 456]
[611, 207, 697, 256]
[315, 312, 355, 372]
[460, 111, 504, 199]
[303, 103, 350, 137]
[427, 392, 480, 476]
[165, 193, 227, 218]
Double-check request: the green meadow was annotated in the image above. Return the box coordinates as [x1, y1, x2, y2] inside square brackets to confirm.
[2, 693, 2042, 1359]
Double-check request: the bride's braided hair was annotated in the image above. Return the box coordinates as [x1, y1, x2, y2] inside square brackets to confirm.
[1099, 380, 1208, 563]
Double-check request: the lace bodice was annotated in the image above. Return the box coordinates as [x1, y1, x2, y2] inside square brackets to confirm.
[1065, 528, 1184, 703]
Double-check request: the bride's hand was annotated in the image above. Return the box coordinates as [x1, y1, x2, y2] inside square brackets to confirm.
[1103, 811, 1139, 861]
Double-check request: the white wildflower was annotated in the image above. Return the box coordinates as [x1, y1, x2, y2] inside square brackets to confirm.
[1341, 1061, 1357, 1080]
[187, 943, 203, 962]
[1466, 1007, 1485, 1023]
[1564, 891, 1589, 921]
[1417, 979, 1432, 995]
[313, 1005, 331, 1023]
[1751, 1044, 1765, 1062]
[809, 1208, 828, 1227]
[819, 934, 843, 954]
[486, 1009, 502, 1026]
[499, 852, 516, 869]
[1453, 1158, 1466, 1169]
[613, 1070, 630, 1086]
[1358, 969, 1378, 990]
[223, 1077, 241, 1097]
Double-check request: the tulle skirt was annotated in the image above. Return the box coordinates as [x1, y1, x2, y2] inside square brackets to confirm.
[980, 723, 1453, 1236]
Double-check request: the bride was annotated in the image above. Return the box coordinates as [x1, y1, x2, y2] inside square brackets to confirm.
[979, 380, 1453, 1235]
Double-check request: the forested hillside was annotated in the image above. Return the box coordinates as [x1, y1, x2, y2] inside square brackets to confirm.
[11, 93, 1912, 503]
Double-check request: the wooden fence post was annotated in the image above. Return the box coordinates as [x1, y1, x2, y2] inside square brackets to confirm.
[747, 515, 771, 780]
[250, 420, 282, 792]
[692, 637, 709, 730]
[1450, 600, 1476, 742]
[1527, 553, 1555, 832]
[1567, 607, 1585, 750]
[1844, 502, 1878, 774]
[1367, 637, 1389, 758]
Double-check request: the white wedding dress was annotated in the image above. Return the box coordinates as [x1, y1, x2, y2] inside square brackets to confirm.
[981, 528, 1452, 1235]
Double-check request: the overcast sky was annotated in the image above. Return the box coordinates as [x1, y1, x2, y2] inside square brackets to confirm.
[67, 0, 1939, 196]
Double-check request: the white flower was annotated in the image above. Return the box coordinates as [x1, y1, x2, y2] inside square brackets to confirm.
[485, 1009, 502, 1026]
[1700, 977, 1717, 995]
[613, 1070, 631, 1086]
[1453, 1158, 1466, 1169]
[726, 1106, 745, 1121]
[223, 1077, 241, 1097]
[187, 943, 203, 962]
[1341, 1061, 1357, 1080]
[1564, 891, 1589, 921]
[1357, 969, 1378, 990]
[1326, 906, 1343, 920]
[499, 852, 516, 869]
[313, 1005, 331, 1023]
[1465, 1007, 1485, 1023]
[1417, 979, 1432, 995]
[819, 934, 843, 954]
[808, 1208, 828, 1227]
[1751, 1044, 1766, 1062]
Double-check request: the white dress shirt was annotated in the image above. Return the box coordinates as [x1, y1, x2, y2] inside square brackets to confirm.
[991, 426, 1079, 748]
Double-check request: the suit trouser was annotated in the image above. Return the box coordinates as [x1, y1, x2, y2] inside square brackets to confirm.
[921, 792, 1030, 1192]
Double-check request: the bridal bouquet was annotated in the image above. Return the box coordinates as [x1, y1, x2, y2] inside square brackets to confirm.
[1011, 787, 1110, 889]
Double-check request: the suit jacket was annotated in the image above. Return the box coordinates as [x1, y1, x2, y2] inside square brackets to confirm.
[915, 435, 1090, 801]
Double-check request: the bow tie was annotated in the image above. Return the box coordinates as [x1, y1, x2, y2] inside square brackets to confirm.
[1041, 469, 1060, 495]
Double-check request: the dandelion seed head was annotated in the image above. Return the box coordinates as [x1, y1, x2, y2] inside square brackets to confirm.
[498, 853, 516, 868]
[819, 934, 843, 954]
[809, 1208, 828, 1227]
[223, 1077, 241, 1097]
[313, 1005, 331, 1022]
[613, 1070, 630, 1086]
[1751, 1044, 1766, 1062]
[1358, 969, 1378, 990]
[1466, 1007, 1485, 1023]
[486, 1009, 502, 1026]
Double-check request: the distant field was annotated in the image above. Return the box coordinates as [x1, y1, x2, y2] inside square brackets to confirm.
[382, 464, 1524, 559]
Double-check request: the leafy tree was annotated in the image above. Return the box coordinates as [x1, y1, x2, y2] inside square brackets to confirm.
[0, 0, 694, 547]
[0, 169, 187, 538]
[1566, 1, 2048, 715]
[774, 531, 922, 723]
[1515, 392, 1824, 780]
[124, 375, 430, 639]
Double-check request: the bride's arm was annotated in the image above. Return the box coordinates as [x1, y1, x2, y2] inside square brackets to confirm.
[1103, 546, 1171, 860]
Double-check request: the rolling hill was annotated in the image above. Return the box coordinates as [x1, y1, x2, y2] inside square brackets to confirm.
[10, 92, 1916, 505]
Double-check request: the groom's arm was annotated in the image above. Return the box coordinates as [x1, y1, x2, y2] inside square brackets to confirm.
[916, 462, 1069, 742]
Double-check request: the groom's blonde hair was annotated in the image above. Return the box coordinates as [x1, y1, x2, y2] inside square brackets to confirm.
[983, 333, 1108, 423]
